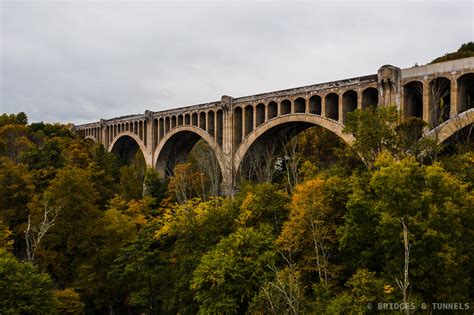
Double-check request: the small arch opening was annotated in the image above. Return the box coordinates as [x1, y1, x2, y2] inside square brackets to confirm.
[362, 87, 378, 109]
[429, 77, 451, 125]
[245, 105, 254, 136]
[342, 90, 358, 123]
[325, 93, 339, 121]
[256, 103, 265, 127]
[309, 95, 322, 115]
[403, 81, 423, 119]
[294, 97, 306, 113]
[268, 101, 278, 119]
[457, 73, 474, 113]
[281, 99, 291, 115]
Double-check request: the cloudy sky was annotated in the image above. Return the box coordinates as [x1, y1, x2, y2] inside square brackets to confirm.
[1, 0, 472, 124]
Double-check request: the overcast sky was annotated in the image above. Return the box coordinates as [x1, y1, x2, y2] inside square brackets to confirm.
[1, 0, 472, 124]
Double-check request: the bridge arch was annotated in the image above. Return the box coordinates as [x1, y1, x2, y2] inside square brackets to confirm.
[85, 135, 98, 142]
[423, 108, 474, 144]
[233, 113, 354, 173]
[108, 131, 149, 165]
[153, 125, 225, 178]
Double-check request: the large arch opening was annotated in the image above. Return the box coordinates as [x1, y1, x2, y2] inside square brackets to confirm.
[325, 93, 339, 120]
[362, 87, 378, 109]
[237, 119, 351, 187]
[110, 134, 147, 200]
[429, 77, 451, 126]
[457, 73, 474, 113]
[403, 81, 423, 119]
[154, 128, 223, 199]
[111, 135, 145, 164]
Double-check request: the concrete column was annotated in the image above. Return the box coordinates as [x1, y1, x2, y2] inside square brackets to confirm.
[357, 89, 363, 110]
[147, 119, 153, 153]
[242, 106, 246, 139]
[338, 94, 343, 124]
[220, 95, 235, 195]
[305, 97, 309, 113]
[206, 111, 210, 133]
[265, 104, 268, 122]
[290, 100, 294, 113]
[321, 95, 326, 117]
[214, 111, 218, 140]
[422, 80, 430, 125]
[450, 77, 458, 117]
[277, 100, 281, 116]
[253, 105, 256, 129]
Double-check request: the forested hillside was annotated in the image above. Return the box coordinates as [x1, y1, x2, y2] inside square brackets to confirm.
[0, 107, 473, 314]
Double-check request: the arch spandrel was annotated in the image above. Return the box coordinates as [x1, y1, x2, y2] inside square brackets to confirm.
[233, 113, 354, 171]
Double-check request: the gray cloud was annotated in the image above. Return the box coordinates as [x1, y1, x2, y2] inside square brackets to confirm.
[1, 0, 472, 124]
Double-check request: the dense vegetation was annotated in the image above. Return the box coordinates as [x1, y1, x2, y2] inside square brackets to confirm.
[0, 107, 473, 314]
[430, 41, 474, 64]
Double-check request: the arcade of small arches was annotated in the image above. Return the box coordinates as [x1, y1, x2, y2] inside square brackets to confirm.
[76, 58, 474, 192]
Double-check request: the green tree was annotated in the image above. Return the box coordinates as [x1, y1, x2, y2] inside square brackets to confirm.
[343, 106, 399, 168]
[53, 288, 85, 315]
[278, 177, 338, 285]
[32, 167, 103, 287]
[191, 226, 276, 314]
[0, 249, 55, 315]
[0, 157, 33, 254]
[340, 153, 473, 303]
[235, 182, 289, 234]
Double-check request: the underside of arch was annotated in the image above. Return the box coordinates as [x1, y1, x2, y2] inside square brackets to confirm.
[153, 126, 224, 177]
[109, 132, 148, 165]
[84, 135, 98, 142]
[233, 114, 354, 172]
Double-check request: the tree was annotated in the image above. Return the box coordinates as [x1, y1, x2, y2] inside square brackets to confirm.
[343, 106, 399, 168]
[32, 167, 103, 287]
[0, 157, 33, 254]
[0, 249, 55, 314]
[0, 219, 13, 251]
[339, 153, 473, 303]
[189, 140, 222, 197]
[53, 288, 85, 315]
[0, 124, 32, 163]
[235, 182, 289, 234]
[143, 168, 168, 206]
[191, 226, 276, 314]
[278, 178, 338, 285]
[325, 269, 388, 314]
[74, 201, 138, 313]
[250, 262, 304, 315]
[24, 198, 61, 262]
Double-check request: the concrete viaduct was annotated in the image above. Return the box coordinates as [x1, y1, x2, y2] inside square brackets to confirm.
[74, 57, 474, 192]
